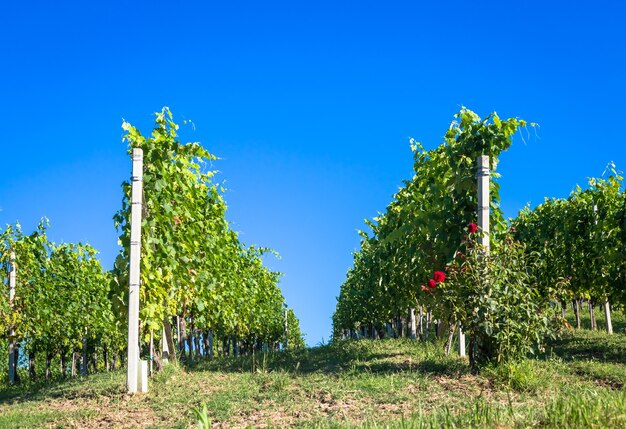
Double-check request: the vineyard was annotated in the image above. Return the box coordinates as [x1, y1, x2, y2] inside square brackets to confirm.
[0, 108, 304, 386]
[333, 108, 626, 368]
[1, 107, 625, 428]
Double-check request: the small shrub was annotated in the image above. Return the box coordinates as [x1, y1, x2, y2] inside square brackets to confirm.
[442, 231, 563, 371]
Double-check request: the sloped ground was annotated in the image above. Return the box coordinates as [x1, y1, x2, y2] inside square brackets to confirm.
[0, 314, 625, 428]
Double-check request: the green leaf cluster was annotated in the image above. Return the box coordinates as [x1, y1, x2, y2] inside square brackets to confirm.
[332, 108, 564, 368]
[513, 165, 626, 308]
[0, 220, 118, 373]
[333, 108, 528, 335]
[114, 107, 303, 354]
[443, 233, 561, 369]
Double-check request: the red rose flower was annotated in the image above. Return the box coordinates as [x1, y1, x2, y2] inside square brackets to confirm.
[468, 223, 478, 234]
[428, 279, 437, 288]
[433, 271, 446, 283]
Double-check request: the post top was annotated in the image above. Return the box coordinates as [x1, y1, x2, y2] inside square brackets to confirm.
[477, 155, 490, 164]
[132, 148, 144, 158]
[476, 155, 490, 176]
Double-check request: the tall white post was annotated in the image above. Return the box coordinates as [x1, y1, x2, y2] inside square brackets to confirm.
[592, 203, 613, 334]
[127, 148, 143, 393]
[459, 155, 490, 358]
[409, 307, 417, 339]
[8, 251, 16, 384]
[477, 155, 491, 251]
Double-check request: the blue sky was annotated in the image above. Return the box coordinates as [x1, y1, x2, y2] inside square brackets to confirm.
[1, 1, 625, 346]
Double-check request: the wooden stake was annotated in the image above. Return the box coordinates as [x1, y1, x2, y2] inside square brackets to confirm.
[418, 305, 423, 338]
[81, 335, 88, 376]
[127, 148, 143, 393]
[573, 299, 581, 329]
[589, 301, 597, 330]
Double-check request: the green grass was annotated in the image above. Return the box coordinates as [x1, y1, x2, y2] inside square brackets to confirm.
[1, 313, 625, 428]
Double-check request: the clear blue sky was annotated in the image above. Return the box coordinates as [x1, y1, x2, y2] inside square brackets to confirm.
[1, 1, 625, 346]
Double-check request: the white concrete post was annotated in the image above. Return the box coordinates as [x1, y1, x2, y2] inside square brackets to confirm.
[127, 148, 143, 393]
[604, 300, 613, 334]
[283, 309, 289, 350]
[409, 308, 417, 339]
[460, 155, 490, 358]
[477, 155, 491, 251]
[592, 203, 613, 334]
[8, 251, 17, 384]
[161, 326, 170, 362]
[138, 360, 148, 392]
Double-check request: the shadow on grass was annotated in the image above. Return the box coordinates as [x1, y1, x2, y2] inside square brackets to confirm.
[0, 371, 124, 406]
[545, 330, 626, 365]
[187, 328, 626, 380]
[185, 338, 469, 379]
[5, 328, 623, 409]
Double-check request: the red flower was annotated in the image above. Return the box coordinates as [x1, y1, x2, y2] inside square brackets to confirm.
[433, 271, 446, 283]
[510, 226, 516, 232]
[428, 279, 437, 288]
[468, 223, 478, 234]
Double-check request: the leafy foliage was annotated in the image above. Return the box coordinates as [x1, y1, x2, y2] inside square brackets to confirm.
[333, 108, 564, 368]
[443, 232, 561, 368]
[0, 220, 117, 379]
[113, 107, 303, 359]
[333, 108, 531, 334]
[513, 165, 626, 310]
[1, 107, 304, 383]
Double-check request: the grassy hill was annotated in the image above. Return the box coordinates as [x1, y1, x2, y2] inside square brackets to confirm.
[1, 318, 625, 428]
